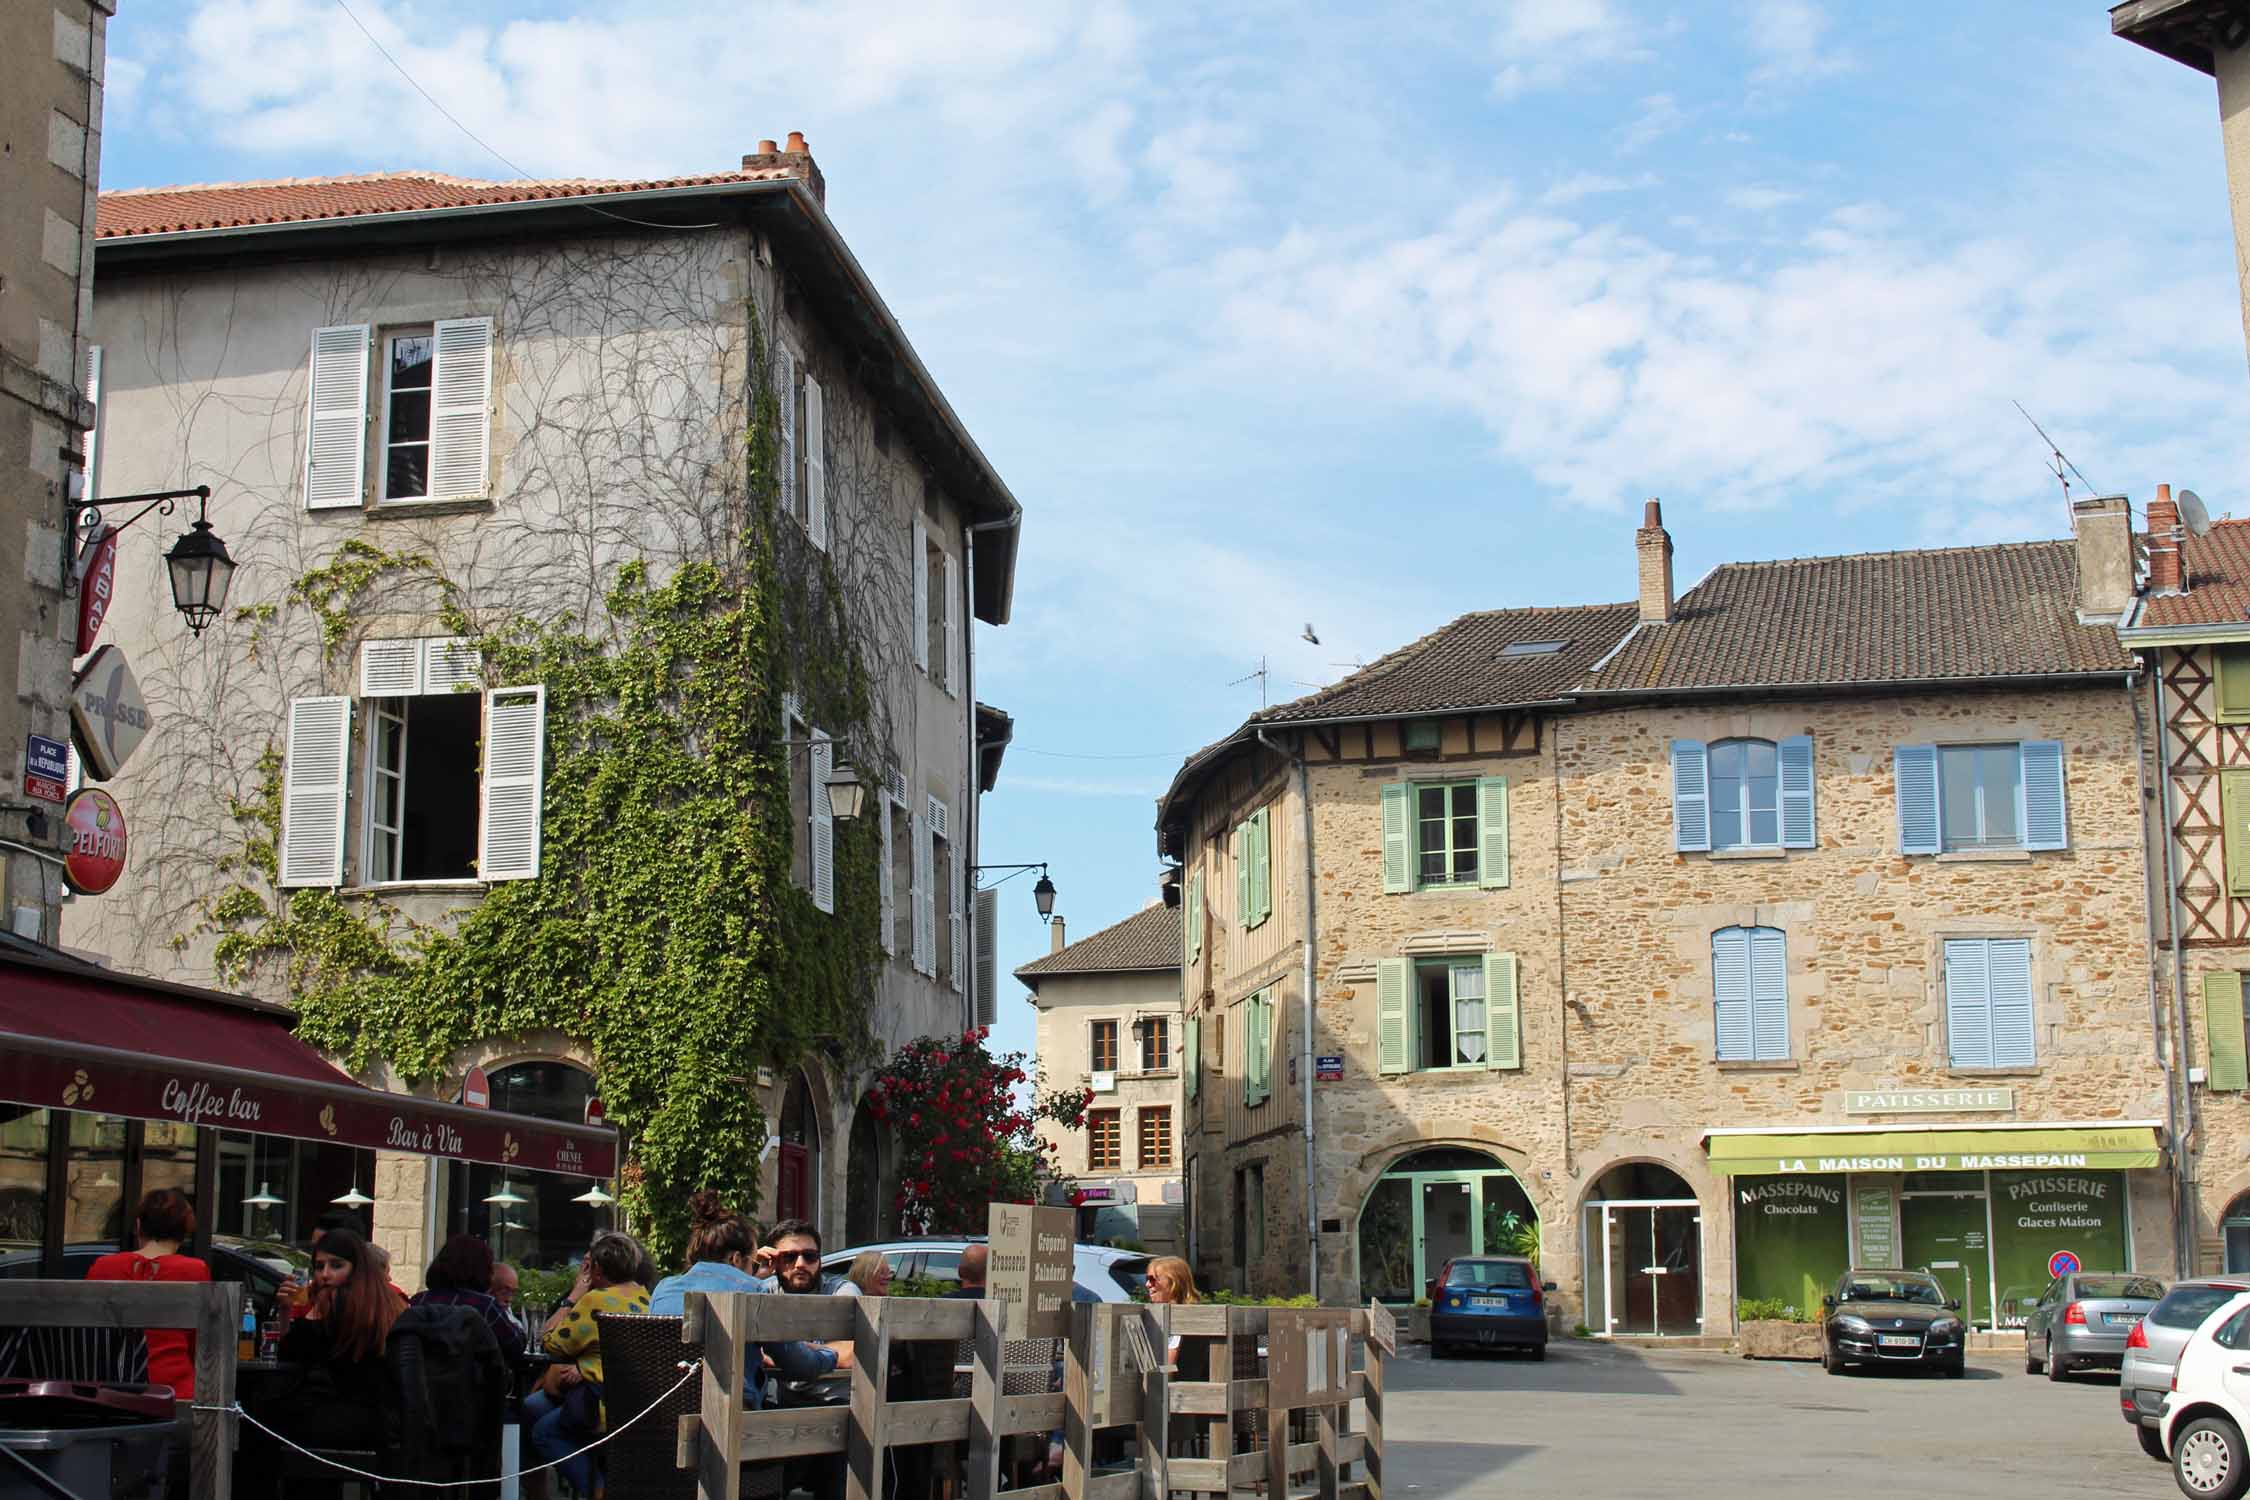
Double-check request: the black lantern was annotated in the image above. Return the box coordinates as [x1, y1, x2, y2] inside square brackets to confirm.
[165, 516, 235, 636]
[1033, 872, 1058, 919]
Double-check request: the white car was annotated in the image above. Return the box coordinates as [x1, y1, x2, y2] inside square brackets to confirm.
[2157, 1288, 2250, 1497]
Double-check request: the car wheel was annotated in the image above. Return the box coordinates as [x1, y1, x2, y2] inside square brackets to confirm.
[2176, 1416, 2250, 1500]
[1944, 1357, 1965, 1380]
[2026, 1344, 2043, 1375]
[2142, 1424, 2169, 1463]
[1529, 1344, 1546, 1362]
[2047, 1352, 2070, 1383]
[1431, 1341, 1451, 1360]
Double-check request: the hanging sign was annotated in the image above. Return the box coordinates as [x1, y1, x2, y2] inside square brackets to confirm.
[75, 526, 117, 656]
[60, 787, 127, 895]
[24, 735, 68, 805]
[69, 646, 151, 780]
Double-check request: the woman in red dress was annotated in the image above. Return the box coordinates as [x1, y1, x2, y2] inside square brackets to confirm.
[85, 1188, 210, 1398]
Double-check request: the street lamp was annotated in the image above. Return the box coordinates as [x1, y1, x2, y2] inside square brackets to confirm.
[823, 764, 866, 821]
[973, 862, 1059, 923]
[73, 484, 235, 637]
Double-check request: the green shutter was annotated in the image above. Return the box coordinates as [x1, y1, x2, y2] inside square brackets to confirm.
[1381, 784, 1412, 894]
[1244, 992, 1270, 1106]
[1185, 1014, 1200, 1102]
[1477, 777, 1510, 889]
[2207, 972, 2248, 1092]
[1187, 872, 1203, 962]
[1249, 808, 1273, 927]
[2227, 772, 2250, 898]
[1483, 952, 1521, 1070]
[1233, 826, 1249, 929]
[2220, 646, 2250, 724]
[1376, 959, 1411, 1074]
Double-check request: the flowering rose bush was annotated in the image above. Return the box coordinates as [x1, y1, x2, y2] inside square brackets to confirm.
[868, 1028, 1094, 1233]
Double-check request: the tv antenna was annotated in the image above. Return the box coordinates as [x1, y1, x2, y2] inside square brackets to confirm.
[2013, 401, 2100, 526]
[1229, 656, 1269, 708]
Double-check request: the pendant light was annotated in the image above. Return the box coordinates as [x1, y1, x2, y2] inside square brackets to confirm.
[331, 1182, 374, 1208]
[571, 1183, 616, 1207]
[242, 1182, 285, 1209]
[482, 1181, 527, 1206]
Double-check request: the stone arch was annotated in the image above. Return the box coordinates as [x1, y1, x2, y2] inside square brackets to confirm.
[2203, 1166, 2250, 1274]
[1573, 1147, 1723, 1337]
[423, 1049, 606, 1279]
[1331, 1121, 1561, 1307]
[845, 1093, 894, 1247]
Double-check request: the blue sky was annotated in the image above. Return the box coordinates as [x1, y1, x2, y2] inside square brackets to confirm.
[103, 2, 2250, 1068]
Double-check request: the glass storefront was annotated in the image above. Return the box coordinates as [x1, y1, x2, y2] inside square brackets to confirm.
[441, 1062, 608, 1272]
[1582, 1163, 1702, 1337]
[1357, 1148, 1536, 1304]
[1732, 1175, 1848, 1317]
[0, 1108, 49, 1258]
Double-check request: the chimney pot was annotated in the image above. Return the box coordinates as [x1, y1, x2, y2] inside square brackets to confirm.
[1643, 498, 1663, 529]
[1635, 497, 1675, 625]
[786, 130, 808, 153]
[2147, 483, 2185, 596]
[1050, 917, 1067, 955]
[757, 139, 778, 155]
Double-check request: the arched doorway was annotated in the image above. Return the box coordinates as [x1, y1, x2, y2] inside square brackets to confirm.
[2225, 1194, 2250, 1275]
[777, 1071, 821, 1225]
[1581, 1162, 1701, 1338]
[845, 1098, 889, 1247]
[1356, 1147, 1537, 1304]
[443, 1060, 604, 1271]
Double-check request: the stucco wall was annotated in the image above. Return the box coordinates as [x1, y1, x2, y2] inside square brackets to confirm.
[1029, 963, 1183, 1192]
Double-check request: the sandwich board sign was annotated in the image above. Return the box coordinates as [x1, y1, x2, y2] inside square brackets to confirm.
[988, 1202, 1074, 1340]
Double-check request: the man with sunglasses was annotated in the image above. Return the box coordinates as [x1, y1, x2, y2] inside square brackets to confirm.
[760, 1219, 854, 1500]
[761, 1219, 847, 1297]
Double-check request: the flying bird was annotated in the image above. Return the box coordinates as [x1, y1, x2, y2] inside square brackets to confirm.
[1301, 623, 1320, 646]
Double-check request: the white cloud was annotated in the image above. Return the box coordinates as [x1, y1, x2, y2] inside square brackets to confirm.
[1747, 0, 1851, 86]
[1722, 184, 1800, 213]
[1617, 93, 1687, 154]
[1491, 0, 1649, 99]
[1543, 171, 1657, 204]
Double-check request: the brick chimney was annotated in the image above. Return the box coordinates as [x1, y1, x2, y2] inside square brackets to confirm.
[2072, 493, 2134, 619]
[740, 129, 826, 206]
[1636, 499, 1675, 624]
[2146, 483, 2186, 596]
[1049, 917, 1067, 955]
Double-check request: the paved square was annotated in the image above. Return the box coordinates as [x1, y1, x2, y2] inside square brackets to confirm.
[1383, 1341, 2171, 1498]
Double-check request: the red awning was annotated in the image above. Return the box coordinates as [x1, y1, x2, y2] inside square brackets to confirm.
[0, 951, 614, 1178]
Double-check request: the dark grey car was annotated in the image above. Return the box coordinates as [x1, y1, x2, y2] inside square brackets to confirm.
[2121, 1279, 2250, 1461]
[2024, 1272, 2166, 1381]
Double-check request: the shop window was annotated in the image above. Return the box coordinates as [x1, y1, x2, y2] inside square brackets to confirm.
[1087, 1110, 1122, 1172]
[0, 1108, 48, 1257]
[1942, 938, 2036, 1068]
[443, 1061, 604, 1271]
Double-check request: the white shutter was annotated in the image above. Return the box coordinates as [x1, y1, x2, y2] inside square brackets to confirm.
[912, 519, 930, 673]
[79, 344, 102, 506]
[428, 316, 493, 499]
[804, 373, 827, 550]
[280, 696, 352, 887]
[358, 639, 422, 698]
[949, 839, 966, 993]
[943, 551, 961, 696]
[422, 637, 481, 693]
[878, 795, 896, 954]
[478, 686, 545, 881]
[974, 887, 998, 1027]
[912, 811, 935, 975]
[777, 346, 796, 517]
[810, 728, 835, 914]
[305, 324, 370, 510]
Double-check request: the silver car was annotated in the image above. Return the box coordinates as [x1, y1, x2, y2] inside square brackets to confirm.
[2120, 1278, 2250, 1462]
[2023, 1271, 2167, 1381]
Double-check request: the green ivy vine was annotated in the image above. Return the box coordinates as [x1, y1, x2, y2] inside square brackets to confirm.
[199, 311, 885, 1261]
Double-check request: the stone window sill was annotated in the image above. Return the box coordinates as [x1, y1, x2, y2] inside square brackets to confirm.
[1715, 1059, 1799, 1072]
[343, 880, 484, 897]
[1708, 847, 1787, 861]
[366, 497, 496, 521]
[1944, 1067, 2042, 1079]
[1935, 848, 2032, 863]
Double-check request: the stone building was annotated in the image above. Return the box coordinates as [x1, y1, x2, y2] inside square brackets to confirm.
[67, 141, 1023, 1281]
[1016, 905, 1186, 1253]
[1162, 499, 2175, 1335]
[0, 0, 114, 945]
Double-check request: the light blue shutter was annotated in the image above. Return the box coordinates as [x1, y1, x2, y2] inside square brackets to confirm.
[1778, 736, 1816, 849]
[2020, 741, 2068, 851]
[1750, 927, 1789, 1061]
[1477, 777, 1511, 888]
[1895, 745, 1941, 855]
[1989, 938, 2036, 1066]
[1671, 740, 1711, 852]
[1712, 928, 1752, 1061]
[1484, 952, 1520, 1070]
[1376, 959, 1411, 1074]
[1944, 939, 1994, 1067]
[1380, 784, 1412, 893]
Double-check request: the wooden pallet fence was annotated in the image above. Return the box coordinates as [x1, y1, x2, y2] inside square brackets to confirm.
[0, 1278, 241, 1500]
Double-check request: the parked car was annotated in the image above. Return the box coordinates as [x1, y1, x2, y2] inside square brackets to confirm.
[820, 1238, 1151, 1303]
[2124, 1280, 2250, 1463]
[1425, 1256, 1551, 1360]
[2024, 1272, 2167, 1381]
[2156, 1287, 2250, 1497]
[1818, 1268, 1967, 1377]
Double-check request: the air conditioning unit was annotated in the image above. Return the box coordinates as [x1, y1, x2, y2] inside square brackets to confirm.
[1090, 1071, 1117, 1094]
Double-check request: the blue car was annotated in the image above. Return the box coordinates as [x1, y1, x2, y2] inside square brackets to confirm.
[1427, 1255, 1552, 1359]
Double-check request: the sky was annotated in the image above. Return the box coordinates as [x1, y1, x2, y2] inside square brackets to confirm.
[100, 1, 2250, 1072]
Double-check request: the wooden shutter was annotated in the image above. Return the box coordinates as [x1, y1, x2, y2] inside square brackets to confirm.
[304, 324, 369, 509]
[422, 637, 481, 694]
[809, 728, 835, 914]
[2227, 771, 2250, 898]
[2219, 646, 2250, 723]
[1376, 959, 1411, 1075]
[949, 841, 966, 993]
[1712, 928, 1753, 1061]
[1483, 952, 1520, 1070]
[974, 887, 998, 1026]
[1249, 808, 1273, 927]
[1778, 735, 1816, 849]
[911, 519, 930, 673]
[777, 346, 796, 517]
[1988, 938, 2036, 1067]
[1184, 1013, 1201, 1101]
[1187, 871, 1203, 963]
[79, 344, 102, 505]
[803, 373, 827, 549]
[1233, 826, 1249, 928]
[1942, 939, 1993, 1068]
[358, 639, 422, 697]
[943, 552, 961, 696]
[1380, 783, 1412, 893]
[2019, 740, 2068, 851]
[478, 686, 545, 881]
[1895, 744, 1941, 855]
[1477, 777, 1510, 888]
[878, 794, 896, 953]
[1245, 993, 1270, 1106]
[279, 696, 351, 887]
[910, 809, 933, 976]
[2205, 972, 2249, 1092]
[1749, 927, 1789, 1061]
[1671, 739, 1710, 852]
[428, 316, 493, 499]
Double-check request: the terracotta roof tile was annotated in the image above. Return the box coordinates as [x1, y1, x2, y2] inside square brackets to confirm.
[1015, 905, 1179, 982]
[1255, 603, 1640, 723]
[1585, 540, 2134, 692]
[96, 167, 799, 240]
[2136, 520, 2250, 630]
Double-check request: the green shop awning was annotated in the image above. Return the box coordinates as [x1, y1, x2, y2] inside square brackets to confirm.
[1707, 1125, 2164, 1176]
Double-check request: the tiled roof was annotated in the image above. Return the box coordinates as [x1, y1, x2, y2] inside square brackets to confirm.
[96, 167, 798, 240]
[2134, 520, 2250, 630]
[1014, 904, 1179, 982]
[1584, 540, 2135, 692]
[1256, 603, 1640, 723]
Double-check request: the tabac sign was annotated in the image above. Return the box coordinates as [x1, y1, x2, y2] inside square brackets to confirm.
[70, 645, 151, 780]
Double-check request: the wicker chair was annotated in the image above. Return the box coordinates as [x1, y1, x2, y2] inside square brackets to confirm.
[595, 1313, 780, 1500]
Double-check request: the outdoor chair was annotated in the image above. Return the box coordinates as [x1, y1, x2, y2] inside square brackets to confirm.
[595, 1312, 780, 1500]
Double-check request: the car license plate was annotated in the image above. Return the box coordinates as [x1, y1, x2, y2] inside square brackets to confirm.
[2107, 1313, 2137, 1326]
[1878, 1334, 1919, 1348]
[1474, 1297, 1508, 1308]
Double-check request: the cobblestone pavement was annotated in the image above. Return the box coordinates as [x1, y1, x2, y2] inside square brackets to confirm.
[1380, 1339, 2171, 1498]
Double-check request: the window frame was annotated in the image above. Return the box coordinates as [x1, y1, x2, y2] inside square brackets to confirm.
[1138, 1106, 1173, 1169]
[1711, 924, 1789, 1062]
[1086, 1109, 1122, 1172]
[1707, 737, 1780, 852]
[1412, 780, 1481, 889]
[1413, 957, 1491, 1070]
[1090, 1020, 1119, 1075]
[1941, 936, 2037, 1069]
[376, 326, 436, 503]
[1937, 742, 2025, 853]
[362, 697, 409, 884]
[1138, 1016, 1170, 1074]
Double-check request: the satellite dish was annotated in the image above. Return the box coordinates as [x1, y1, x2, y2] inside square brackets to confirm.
[2180, 489, 2213, 537]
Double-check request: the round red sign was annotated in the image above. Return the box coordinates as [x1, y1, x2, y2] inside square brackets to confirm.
[461, 1065, 491, 1110]
[61, 787, 127, 895]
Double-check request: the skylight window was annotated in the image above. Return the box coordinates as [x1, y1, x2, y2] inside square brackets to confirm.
[1499, 640, 1570, 658]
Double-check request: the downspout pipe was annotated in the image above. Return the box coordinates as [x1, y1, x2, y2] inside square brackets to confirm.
[1254, 726, 1321, 1302]
[2152, 658, 2198, 1273]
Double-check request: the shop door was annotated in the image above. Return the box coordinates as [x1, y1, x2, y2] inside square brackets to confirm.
[777, 1142, 809, 1222]
[1901, 1192, 1987, 1327]
[1591, 1203, 1703, 1336]
[1420, 1180, 1475, 1292]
